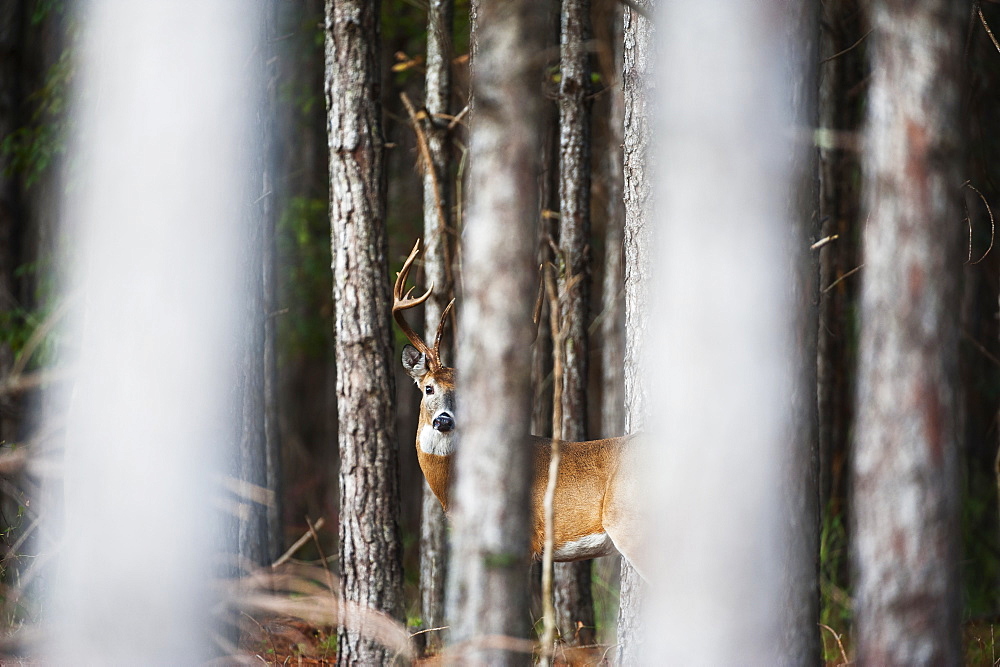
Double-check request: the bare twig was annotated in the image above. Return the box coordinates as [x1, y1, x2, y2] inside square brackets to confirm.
[822, 264, 864, 294]
[963, 329, 1000, 369]
[1, 366, 75, 396]
[306, 516, 335, 596]
[400, 92, 451, 259]
[819, 623, 850, 665]
[810, 234, 840, 251]
[539, 262, 563, 665]
[820, 28, 873, 64]
[272, 516, 325, 568]
[964, 180, 995, 264]
[9, 297, 73, 380]
[980, 3, 1000, 55]
[443, 105, 470, 131]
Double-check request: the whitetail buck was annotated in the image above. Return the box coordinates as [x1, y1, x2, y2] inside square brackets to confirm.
[393, 241, 645, 573]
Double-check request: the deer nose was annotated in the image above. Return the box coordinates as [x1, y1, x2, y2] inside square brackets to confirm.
[433, 413, 454, 433]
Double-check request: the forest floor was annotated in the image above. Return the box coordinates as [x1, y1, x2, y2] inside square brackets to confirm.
[238, 614, 617, 665]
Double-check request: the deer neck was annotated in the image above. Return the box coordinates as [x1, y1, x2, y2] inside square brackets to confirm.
[416, 414, 455, 510]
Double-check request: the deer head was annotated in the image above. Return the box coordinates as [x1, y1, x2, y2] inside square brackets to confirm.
[393, 241, 456, 457]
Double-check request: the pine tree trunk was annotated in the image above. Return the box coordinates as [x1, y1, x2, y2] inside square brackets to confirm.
[261, 6, 283, 563]
[418, 0, 454, 653]
[325, 0, 405, 662]
[600, 0, 625, 445]
[618, 1, 653, 662]
[445, 2, 548, 663]
[552, 0, 596, 647]
[852, 1, 964, 663]
[596, 0, 626, 643]
[234, 9, 275, 571]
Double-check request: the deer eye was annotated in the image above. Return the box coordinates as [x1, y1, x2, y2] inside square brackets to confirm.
[424, 385, 434, 396]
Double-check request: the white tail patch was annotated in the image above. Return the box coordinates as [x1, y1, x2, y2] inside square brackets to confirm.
[552, 532, 615, 562]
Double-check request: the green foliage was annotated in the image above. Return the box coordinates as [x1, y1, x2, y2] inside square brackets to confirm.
[961, 459, 1000, 618]
[31, 0, 65, 25]
[276, 196, 332, 359]
[819, 503, 852, 662]
[1, 48, 73, 188]
[591, 560, 620, 644]
[1, 258, 60, 370]
[316, 632, 338, 657]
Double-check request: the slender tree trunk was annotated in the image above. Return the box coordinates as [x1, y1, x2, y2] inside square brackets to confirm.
[445, 2, 548, 663]
[618, 1, 653, 661]
[261, 6, 283, 563]
[781, 1, 821, 661]
[418, 0, 454, 653]
[234, 9, 275, 571]
[600, 0, 625, 445]
[552, 0, 595, 647]
[325, 0, 405, 662]
[595, 0, 626, 643]
[852, 1, 964, 663]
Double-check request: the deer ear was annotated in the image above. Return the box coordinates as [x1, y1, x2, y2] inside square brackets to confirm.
[401, 344, 428, 380]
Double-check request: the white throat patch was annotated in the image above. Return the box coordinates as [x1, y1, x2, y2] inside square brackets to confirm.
[419, 423, 456, 456]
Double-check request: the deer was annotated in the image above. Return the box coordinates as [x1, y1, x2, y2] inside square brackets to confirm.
[393, 241, 646, 574]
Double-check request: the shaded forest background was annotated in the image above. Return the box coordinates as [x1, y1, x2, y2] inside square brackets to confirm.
[3, 0, 1000, 662]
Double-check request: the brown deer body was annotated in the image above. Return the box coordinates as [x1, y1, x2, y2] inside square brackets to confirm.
[394, 242, 643, 570]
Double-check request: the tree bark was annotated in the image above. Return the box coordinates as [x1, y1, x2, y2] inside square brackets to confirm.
[552, 0, 595, 647]
[445, 2, 548, 663]
[261, 5, 283, 564]
[418, 0, 454, 653]
[781, 1, 821, 661]
[618, 1, 653, 662]
[596, 0, 626, 643]
[600, 0, 625, 445]
[234, 7, 276, 571]
[852, 1, 964, 664]
[325, 0, 405, 662]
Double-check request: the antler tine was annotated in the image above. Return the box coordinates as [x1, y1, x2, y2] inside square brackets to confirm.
[394, 241, 433, 306]
[432, 298, 455, 365]
[393, 240, 434, 359]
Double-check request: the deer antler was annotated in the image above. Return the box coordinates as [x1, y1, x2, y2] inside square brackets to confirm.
[393, 240, 438, 368]
[433, 298, 455, 366]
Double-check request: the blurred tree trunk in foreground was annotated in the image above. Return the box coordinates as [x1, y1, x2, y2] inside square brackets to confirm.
[781, 1, 820, 661]
[446, 1, 548, 663]
[552, 0, 595, 647]
[618, 0, 653, 661]
[417, 0, 455, 653]
[325, 0, 405, 663]
[852, 0, 964, 663]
